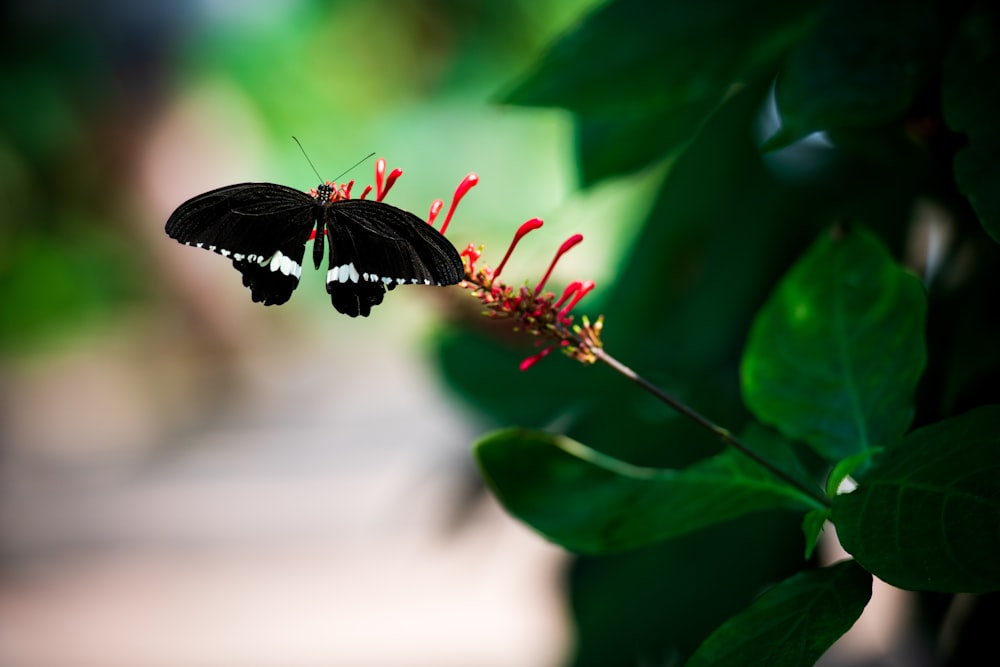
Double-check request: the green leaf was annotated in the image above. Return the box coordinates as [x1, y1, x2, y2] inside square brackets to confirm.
[831, 405, 1000, 593]
[741, 422, 827, 499]
[568, 513, 807, 666]
[685, 560, 872, 667]
[436, 330, 595, 429]
[506, 0, 814, 114]
[504, 0, 818, 182]
[826, 449, 882, 497]
[802, 508, 829, 560]
[474, 428, 818, 554]
[603, 80, 818, 369]
[741, 227, 927, 461]
[574, 97, 718, 186]
[942, 7, 1000, 245]
[772, 0, 941, 143]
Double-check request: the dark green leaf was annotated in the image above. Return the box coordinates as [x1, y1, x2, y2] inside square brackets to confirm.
[436, 329, 595, 429]
[569, 513, 806, 666]
[506, 0, 814, 114]
[574, 97, 718, 186]
[685, 560, 872, 667]
[741, 227, 927, 461]
[504, 0, 818, 182]
[942, 7, 1000, 244]
[741, 422, 826, 499]
[603, 80, 820, 368]
[773, 0, 941, 143]
[831, 405, 1000, 593]
[474, 428, 818, 554]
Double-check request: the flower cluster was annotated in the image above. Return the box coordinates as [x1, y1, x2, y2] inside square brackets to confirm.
[317, 158, 605, 371]
[458, 221, 604, 370]
[426, 170, 604, 370]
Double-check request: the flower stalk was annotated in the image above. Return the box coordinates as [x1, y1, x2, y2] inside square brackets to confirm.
[591, 347, 830, 508]
[365, 161, 829, 509]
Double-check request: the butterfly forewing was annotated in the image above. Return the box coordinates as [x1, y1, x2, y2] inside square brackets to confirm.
[322, 199, 464, 317]
[166, 183, 320, 304]
[165, 183, 318, 258]
[165, 181, 463, 316]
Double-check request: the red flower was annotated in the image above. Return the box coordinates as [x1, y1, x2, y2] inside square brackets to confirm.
[311, 158, 605, 370]
[447, 203, 604, 370]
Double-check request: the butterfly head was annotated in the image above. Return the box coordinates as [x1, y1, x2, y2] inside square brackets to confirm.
[314, 182, 335, 203]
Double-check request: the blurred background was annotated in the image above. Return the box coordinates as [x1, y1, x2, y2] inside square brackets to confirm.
[0, 0, 634, 664]
[6, 0, 990, 664]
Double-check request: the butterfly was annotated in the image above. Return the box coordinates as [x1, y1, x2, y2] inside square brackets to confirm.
[165, 181, 464, 317]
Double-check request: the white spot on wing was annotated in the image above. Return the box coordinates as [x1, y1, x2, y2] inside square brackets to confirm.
[331, 263, 360, 283]
[251, 250, 301, 279]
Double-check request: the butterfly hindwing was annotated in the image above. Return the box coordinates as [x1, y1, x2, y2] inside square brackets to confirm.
[231, 238, 310, 306]
[323, 199, 464, 317]
[166, 183, 319, 305]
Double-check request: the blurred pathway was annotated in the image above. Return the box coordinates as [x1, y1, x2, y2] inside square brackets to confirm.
[0, 311, 568, 667]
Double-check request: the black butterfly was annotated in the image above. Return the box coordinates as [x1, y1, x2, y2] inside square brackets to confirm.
[165, 182, 464, 317]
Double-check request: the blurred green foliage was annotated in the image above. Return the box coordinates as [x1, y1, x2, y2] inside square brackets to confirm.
[0, 0, 594, 352]
[441, 0, 1000, 664]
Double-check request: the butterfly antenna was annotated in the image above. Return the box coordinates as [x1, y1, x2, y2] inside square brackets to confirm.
[292, 136, 324, 183]
[331, 152, 377, 183]
[292, 137, 376, 185]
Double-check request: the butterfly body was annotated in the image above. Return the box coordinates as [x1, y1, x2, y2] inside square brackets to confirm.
[165, 182, 463, 317]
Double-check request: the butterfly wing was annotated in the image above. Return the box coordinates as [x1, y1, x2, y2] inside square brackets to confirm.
[323, 199, 464, 317]
[165, 183, 319, 305]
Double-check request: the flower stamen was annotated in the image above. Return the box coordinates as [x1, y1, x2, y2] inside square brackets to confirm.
[535, 234, 583, 296]
[558, 280, 595, 319]
[495, 218, 544, 279]
[438, 174, 479, 235]
[428, 199, 445, 227]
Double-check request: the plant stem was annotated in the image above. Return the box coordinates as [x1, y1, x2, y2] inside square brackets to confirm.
[591, 347, 831, 508]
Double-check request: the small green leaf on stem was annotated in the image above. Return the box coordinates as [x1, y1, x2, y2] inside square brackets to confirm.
[826, 449, 883, 497]
[802, 508, 830, 560]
